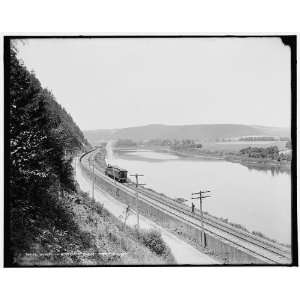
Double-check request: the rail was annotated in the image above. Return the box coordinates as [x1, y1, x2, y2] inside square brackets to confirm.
[79, 149, 291, 264]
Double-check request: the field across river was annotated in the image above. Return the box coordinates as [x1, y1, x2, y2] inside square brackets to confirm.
[201, 140, 288, 152]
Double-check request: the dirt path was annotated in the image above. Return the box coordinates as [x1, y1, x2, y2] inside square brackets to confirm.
[75, 159, 220, 265]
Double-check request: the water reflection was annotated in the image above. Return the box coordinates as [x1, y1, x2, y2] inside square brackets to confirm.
[244, 164, 291, 176]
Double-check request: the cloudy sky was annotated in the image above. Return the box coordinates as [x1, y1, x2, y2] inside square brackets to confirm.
[16, 37, 291, 130]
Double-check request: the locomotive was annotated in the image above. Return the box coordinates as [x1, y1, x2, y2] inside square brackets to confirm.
[105, 164, 128, 183]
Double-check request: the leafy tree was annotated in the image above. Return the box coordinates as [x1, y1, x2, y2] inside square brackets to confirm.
[8, 45, 90, 264]
[239, 146, 280, 160]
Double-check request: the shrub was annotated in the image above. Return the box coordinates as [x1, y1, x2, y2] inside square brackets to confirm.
[79, 231, 95, 248]
[94, 202, 104, 215]
[139, 229, 169, 257]
[239, 146, 280, 160]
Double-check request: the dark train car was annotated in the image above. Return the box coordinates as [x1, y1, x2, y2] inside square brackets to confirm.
[105, 164, 128, 183]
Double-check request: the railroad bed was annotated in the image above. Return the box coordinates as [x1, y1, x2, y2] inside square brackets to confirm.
[127, 184, 291, 259]
[80, 149, 292, 265]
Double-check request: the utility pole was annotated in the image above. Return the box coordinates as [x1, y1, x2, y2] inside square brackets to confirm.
[123, 205, 131, 232]
[92, 161, 95, 201]
[192, 190, 211, 247]
[130, 174, 145, 233]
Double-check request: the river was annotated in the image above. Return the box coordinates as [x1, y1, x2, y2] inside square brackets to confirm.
[105, 146, 291, 245]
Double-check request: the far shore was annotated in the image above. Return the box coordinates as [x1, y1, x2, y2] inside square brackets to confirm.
[113, 145, 291, 173]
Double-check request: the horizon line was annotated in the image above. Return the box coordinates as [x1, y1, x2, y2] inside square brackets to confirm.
[83, 122, 291, 132]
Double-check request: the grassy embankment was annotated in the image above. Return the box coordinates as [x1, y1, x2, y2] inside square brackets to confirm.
[15, 185, 175, 266]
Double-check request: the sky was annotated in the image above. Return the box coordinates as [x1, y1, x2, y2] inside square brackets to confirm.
[16, 37, 291, 130]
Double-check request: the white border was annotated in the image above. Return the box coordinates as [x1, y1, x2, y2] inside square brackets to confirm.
[1, 0, 300, 299]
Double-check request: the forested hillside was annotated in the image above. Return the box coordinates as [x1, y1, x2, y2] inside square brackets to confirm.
[84, 124, 290, 145]
[7, 45, 91, 265]
[6, 45, 174, 266]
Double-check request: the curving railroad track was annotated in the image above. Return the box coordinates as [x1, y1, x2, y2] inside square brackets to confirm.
[80, 149, 292, 264]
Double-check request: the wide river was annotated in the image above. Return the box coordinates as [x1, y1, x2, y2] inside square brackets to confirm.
[106, 147, 291, 244]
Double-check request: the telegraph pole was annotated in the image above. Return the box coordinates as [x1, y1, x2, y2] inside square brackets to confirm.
[130, 174, 145, 233]
[192, 190, 211, 247]
[123, 205, 131, 232]
[92, 161, 95, 201]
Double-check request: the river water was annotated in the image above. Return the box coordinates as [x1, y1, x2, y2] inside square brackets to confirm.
[106, 147, 291, 244]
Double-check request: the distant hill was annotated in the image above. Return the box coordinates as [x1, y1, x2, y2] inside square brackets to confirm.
[84, 124, 290, 145]
[251, 125, 291, 138]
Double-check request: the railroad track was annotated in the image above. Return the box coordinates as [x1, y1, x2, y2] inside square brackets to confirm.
[130, 185, 291, 258]
[80, 150, 292, 264]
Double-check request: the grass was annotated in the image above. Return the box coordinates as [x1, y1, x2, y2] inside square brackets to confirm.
[14, 187, 176, 266]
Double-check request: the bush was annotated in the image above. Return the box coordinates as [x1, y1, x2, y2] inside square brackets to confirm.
[139, 229, 169, 257]
[239, 146, 279, 160]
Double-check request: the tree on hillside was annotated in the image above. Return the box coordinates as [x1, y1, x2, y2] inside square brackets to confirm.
[10, 49, 51, 195]
[8, 45, 88, 264]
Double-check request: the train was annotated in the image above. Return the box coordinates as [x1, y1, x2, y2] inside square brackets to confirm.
[105, 164, 128, 183]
